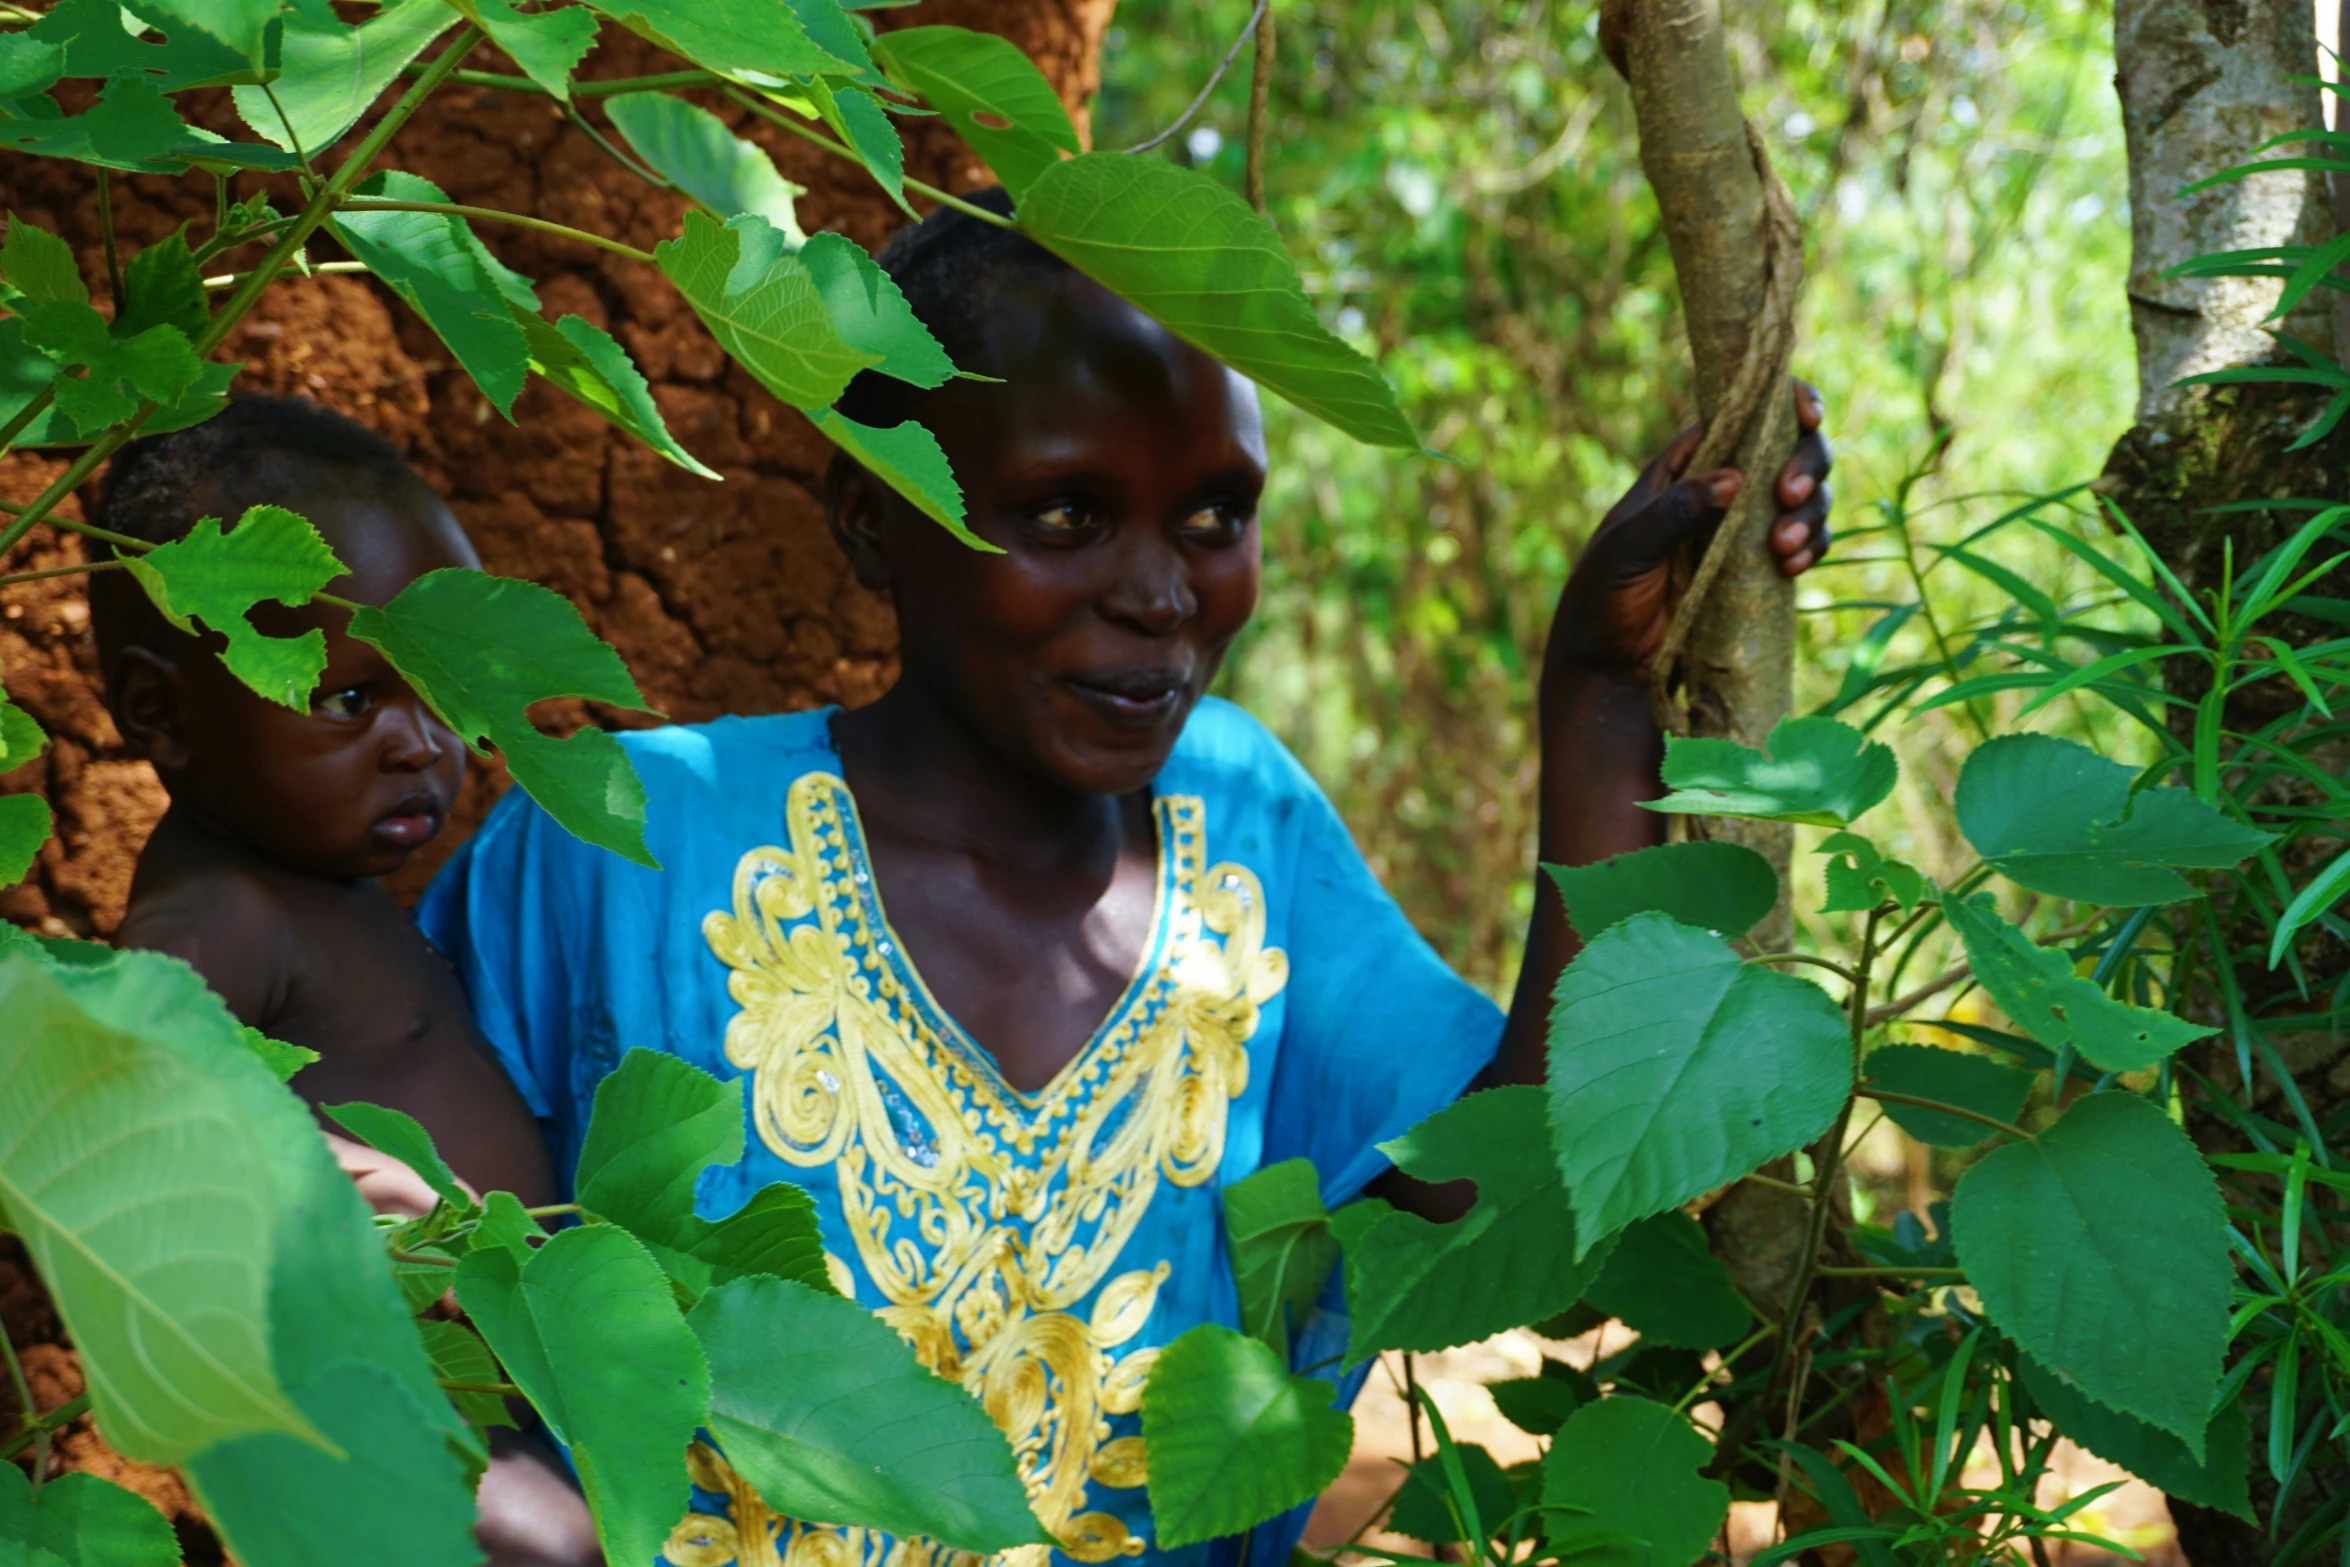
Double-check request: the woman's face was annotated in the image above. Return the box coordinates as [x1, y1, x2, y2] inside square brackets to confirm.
[831, 268, 1267, 797]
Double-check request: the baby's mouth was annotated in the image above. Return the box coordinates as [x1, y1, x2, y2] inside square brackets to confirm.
[372, 795, 445, 849]
[1062, 666, 1189, 728]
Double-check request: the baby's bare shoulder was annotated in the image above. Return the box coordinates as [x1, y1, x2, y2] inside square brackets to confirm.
[116, 859, 300, 1026]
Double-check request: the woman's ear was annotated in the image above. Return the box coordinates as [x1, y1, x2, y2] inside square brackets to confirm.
[824, 452, 895, 593]
[108, 646, 193, 772]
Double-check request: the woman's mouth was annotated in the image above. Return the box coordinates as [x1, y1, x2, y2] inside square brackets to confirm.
[1061, 667, 1188, 729]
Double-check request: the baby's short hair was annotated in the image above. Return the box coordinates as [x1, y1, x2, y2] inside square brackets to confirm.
[835, 186, 1072, 429]
[90, 396, 418, 666]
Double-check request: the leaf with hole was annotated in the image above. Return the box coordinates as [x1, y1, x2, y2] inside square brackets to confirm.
[871, 26, 1077, 196]
[0, 73, 302, 173]
[1222, 1158, 1339, 1351]
[657, 210, 877, 411]
[1343, 1087, 1616, 1360]
[1644, 715, 1897, 827]
[689, 1273, 1044, 1551]
[606, 91, 806, 233]
[1940, 893, 2210, 1073]
[1545, 840, 1778, 942]
[1141, 1322, 1353, 1549]
[1016, 153, 1419, 449]
[1955, 734, 2273, 905]
[459, 1225, 711, 1567]
[1863, 1043, 2033, 1147]
[33, 0, 267, 90]
[19, 296, 202, 435]
[1819, 831, 1927, 914]
[347, 567, 658, 867]
[1951, 1092, 2228, 1451]
[574, 1049, 830, 1300]
[1548, 912, 1851, 1252]
[1584, 1211, 1750, 1350]
[1540, 1396, 1727, 1567]
[124, 504, 346, 708]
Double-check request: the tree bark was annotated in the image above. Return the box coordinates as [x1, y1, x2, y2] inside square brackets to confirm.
[1607, 0, 1801, 952]
[2104, 3, 2349, 1559]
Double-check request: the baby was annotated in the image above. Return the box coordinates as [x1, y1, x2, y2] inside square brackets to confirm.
[90, 395, 596, 1566]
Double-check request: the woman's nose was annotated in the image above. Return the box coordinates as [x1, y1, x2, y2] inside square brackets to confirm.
[1100, 539, 1196, 635]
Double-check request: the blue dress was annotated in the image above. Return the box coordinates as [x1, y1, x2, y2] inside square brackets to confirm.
[417, 699, 1503, 1567]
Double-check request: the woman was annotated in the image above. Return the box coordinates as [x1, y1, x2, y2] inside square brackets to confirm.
[419, 192, 1830, 1567]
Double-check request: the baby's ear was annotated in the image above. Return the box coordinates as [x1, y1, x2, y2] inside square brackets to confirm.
[823, 452, 895, 592]
[107, 645, 192, 771]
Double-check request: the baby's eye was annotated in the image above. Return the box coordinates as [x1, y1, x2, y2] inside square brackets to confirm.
[1177, 502, 1249, 541]
[312, 685, 372, 721]
[1033, 501, 1094, 534]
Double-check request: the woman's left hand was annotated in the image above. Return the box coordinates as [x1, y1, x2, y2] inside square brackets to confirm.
[1549, 381, 1832, 680]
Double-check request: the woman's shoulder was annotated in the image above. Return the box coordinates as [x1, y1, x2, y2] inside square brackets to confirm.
[1164, 696, 1324, 807]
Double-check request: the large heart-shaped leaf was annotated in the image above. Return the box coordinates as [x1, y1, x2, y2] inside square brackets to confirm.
[1222, 1158, 1339, 1351]
[1548, 913, 1851, 1252]
[346, 567, 658, 866]
[687, 1274, 1044, 1551]
[1643, 715, 1898, 827]
[1951, 1092, 2228, 1451]
[1539, 1397, 1727, 1567]
[2017, 1354, 2250, 1520]
[1016, 153, 1418, 449]
[1344, 1087, 1615, 1360]
[1545, 840, 1778, 942]
[1955, 733, 2273, 905]
[1141, 1323, 1353, 1549]
[459, 1225, 711, 1567]
[1940, 893, 2211, 1073]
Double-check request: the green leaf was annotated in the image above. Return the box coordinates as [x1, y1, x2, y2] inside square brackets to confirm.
[123, 504, 346, 708]
[580, 0, 856, 81]
[1544, 840, 1778, 942]
[1644, 715, 1898, 827]
[807, 80, 906, 211]
[233, 0, 457, 153]
[2016, 1355, 2250, 1521]
[1388, 1443, 1514, 1545]
[322, 1100, 474, 1214]
[332, 170, 537, 415]
[1818, 831, 1927, 914]
[2, 212, 84, 303]
[133, 0, 282, 76]
[1017, 153, 1419, 449]
[1487, 1361, 1596, 1437]
[688, 1273, 1045, 1551]
[605, 90, 806, 233]
[2272, 848, 2350, 968]
[1584, 1212, 1750, 1350]
[1951, 1092, 2228, 1451]
[346, 567, 659, 867]
[513, 308, 718, 480]
[1, 700, 49, 771]
[1141, 1322, 1353, 1549]
[784, 0, 873, 73]
[0, 946, 321, 1464]
[1862, 1043, 2033, 1147]
[801, 230, 955, 389]
[20, 297, 202, 435]
[1548, 913, 1851, 1252]
[1955, 734, 2274, 905]
[240, 1026, 318, 1083]
[0, 73, 303, 173]
[808, 407, 981, 549]
[0, 793, 50, 887]
[1539, 1396, 1728, 1567]
[34, 0, 264, 90]
[1343, 1087, 1617, 1360]
[870, 26, 1077, 197]
[470, 1189, 546, 1261]
[415, 1317, 517, 1431]
[115, 226, 207, 341]
[1222, 1158, 1339, 1350]
[655, 210, 877, 410]
[449, 0, 595, 101]
[0, 1467, 178, 1567]
[0, 34, 63, 101]
[1940, 893, 2212, 1073]
[458, 1225, 711, 1567]
[0, 328, 234, 447]
[573, 1048, 831, 1299]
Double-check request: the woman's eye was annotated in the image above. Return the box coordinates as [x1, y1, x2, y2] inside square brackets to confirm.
[1033, 502, 1092, 533]
[312, 685, 372, 721]
[1178, 503, 1248, 540]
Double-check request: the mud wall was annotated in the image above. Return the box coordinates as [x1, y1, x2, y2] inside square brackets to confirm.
[0, 0, 1115, 932]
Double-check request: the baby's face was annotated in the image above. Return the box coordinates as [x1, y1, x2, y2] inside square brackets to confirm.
[164, 479, 479, 879]
[840, 270, 1267, 797]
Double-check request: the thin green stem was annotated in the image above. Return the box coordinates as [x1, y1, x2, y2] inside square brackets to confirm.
[437, 1378, 523, 1397]
[1814, 1266, 1966, 1279]
[0, 386, 56, 463]
[0, 1394, 86, 1465]
[723, 88, 1019, 230]
[390, 1248, 458, 1268]
[0, 558, 126, 588]
[44, 514, 160, 554]
[204, 260, 369, 289]
[1747, 951, 1862, 985]
[1671, 1321, 1778, 1415]
[0, 1327, 35, 1439]
[561, 104, 693, 208]
[524, 1203, 583, 1218]
[440, 66, 720, 98]
[0, 26, 484, 566]
[96, 169, 124, 312]
[1859, 1089, 2030, 1142]
[334, 198, 657, 263]
[260, 82, 315, 175]
[1738, 1169, 1812, 1199]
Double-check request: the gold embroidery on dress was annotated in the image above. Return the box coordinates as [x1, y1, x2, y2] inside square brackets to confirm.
[687, 773, 1287, 1567]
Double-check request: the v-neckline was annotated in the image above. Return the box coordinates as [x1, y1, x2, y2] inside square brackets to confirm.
[813, 726, 1179, 1114]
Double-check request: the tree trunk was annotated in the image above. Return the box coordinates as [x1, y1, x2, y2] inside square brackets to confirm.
[2104, 3, 2349, 1559]
[0, 0, 1116, 938]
